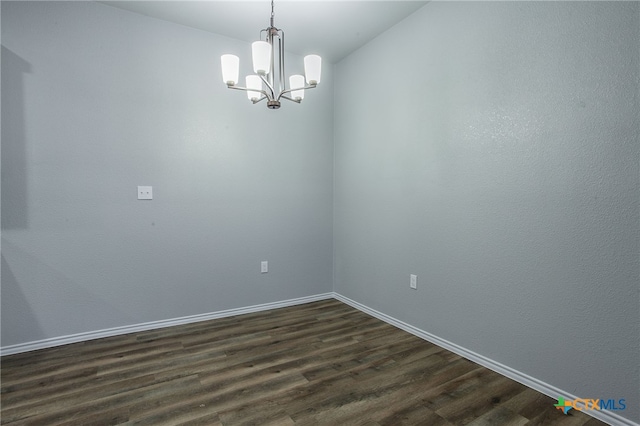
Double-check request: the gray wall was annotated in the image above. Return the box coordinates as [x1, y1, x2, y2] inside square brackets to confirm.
[334, 1, 639, 423]
[2, 1, 639, 423]
[1, 1, 334, 346]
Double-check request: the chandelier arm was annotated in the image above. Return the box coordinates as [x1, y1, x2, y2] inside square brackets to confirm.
[278, 30, 285, 96]
[279, 94, 301, 104]
[276, 83, 318, 101]
[268, 32, 275, 90]
[227, 84, 270, 100]
[258, 73, 276, 100]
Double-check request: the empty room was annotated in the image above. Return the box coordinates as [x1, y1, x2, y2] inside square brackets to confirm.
[1, 1, 638, 425]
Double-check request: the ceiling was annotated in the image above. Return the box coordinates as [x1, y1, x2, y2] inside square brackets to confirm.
[99, 1, 428, 63]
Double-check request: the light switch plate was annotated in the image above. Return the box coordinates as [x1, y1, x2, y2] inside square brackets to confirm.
[138, 186, 153, 200]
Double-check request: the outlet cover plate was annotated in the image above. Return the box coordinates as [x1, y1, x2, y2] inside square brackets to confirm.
[410, 274, 417, 290]
[138, 186, 153, 200]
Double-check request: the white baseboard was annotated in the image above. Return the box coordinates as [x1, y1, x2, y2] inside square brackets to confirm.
[1, 291, 636, 426]
[0, 293, 333, 357]
[332, 293, 638, 426]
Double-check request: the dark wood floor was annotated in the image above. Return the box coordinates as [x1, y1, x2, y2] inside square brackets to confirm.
[1, 299, 605, 425]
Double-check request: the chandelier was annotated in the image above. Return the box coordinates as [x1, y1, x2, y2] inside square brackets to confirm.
[220, 0, 322, 110]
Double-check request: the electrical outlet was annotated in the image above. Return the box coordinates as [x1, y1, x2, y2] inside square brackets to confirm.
[410, 274, 417, 290]
[261, 261, 268, 273]
[137, 186, 153, 200]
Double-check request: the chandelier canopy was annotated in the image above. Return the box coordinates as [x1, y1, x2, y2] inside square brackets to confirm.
[220, 0, 322, 110]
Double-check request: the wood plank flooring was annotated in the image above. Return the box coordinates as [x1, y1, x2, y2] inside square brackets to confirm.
[1, 299, 606, 425]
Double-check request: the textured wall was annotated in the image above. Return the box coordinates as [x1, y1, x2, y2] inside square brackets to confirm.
[334, 2, 639, 423]
[1, 1, 334, 346]
[2, 1, 639, 423]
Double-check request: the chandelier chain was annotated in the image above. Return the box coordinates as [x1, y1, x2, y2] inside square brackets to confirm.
[270, 0, 275, 28]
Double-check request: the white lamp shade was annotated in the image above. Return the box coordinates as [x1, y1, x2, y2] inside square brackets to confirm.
[221, 54, 239, 85]
[304, 54, 321, 85]
[252, 41, 271, 75]
[246, 75, 262, 101]
[289, 75, 305, 101]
